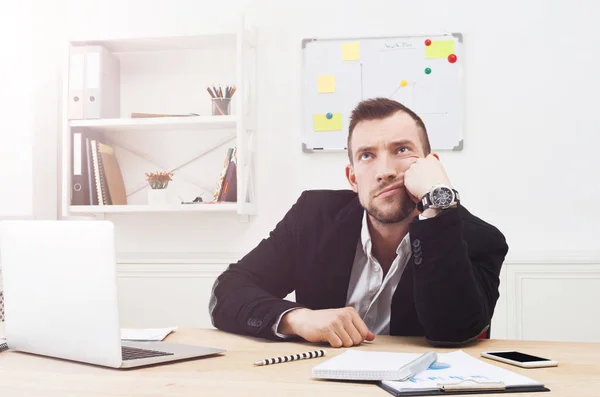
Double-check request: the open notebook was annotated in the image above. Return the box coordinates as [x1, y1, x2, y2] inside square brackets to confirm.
[312, 350, 549, 396]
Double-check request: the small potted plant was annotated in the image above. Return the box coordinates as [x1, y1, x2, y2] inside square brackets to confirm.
[145, 171, 173, 205]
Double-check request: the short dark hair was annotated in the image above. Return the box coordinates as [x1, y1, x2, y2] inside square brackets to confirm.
[347, 97, 431, 163]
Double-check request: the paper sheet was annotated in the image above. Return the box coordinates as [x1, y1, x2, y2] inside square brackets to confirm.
[425, 40, 455, 58]
[342, 42, 360, 60]
[313, 113, 343, 131]
[120, 326, 178, 341]
[317, 75, 336, 93]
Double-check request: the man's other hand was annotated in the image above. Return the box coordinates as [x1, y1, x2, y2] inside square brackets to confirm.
[278, 307, 375, 347]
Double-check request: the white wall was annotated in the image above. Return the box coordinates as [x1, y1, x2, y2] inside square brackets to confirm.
[0, 1, 62, 221]
[0, 1, 34, 219]
[6, 0, 600, 338]
[55, 0, 600, 258]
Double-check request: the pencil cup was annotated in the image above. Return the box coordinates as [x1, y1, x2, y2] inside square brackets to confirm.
[212, 98, 231, 116]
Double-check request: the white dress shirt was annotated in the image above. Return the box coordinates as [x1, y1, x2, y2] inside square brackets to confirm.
[345, 211, 412, 334]
[274, 210, 421, 337]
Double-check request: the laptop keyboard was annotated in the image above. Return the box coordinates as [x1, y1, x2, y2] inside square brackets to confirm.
[121, 346, 174, 361]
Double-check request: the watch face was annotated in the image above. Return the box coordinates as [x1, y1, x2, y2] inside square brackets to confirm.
[431, 186, 454, 208]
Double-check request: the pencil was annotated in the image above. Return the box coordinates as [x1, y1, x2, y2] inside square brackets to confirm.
[253, 349, 326, 366]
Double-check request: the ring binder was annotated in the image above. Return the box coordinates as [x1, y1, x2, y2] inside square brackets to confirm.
[377, 350, 550, 396]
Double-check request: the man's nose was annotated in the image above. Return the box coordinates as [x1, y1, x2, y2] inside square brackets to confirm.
[376, 157, 397, 182]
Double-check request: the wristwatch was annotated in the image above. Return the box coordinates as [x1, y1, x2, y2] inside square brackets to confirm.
[417, 185, 460, 212]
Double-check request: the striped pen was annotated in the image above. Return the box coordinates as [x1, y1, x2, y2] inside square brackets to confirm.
[253, 349, 326, 366]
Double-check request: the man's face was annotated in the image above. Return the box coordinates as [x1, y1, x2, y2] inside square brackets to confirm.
[346, 111, 425, 224]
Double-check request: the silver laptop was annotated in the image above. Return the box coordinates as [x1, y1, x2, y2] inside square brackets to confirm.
[0, 220, 225, 368]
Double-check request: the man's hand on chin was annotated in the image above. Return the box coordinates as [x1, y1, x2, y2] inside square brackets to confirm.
[404, 153, 453, 218]
[278, 307, 375, 348]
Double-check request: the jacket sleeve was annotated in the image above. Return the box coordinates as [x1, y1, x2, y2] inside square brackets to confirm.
[208, 193, 306, 340]
[408, 206, 508, 346]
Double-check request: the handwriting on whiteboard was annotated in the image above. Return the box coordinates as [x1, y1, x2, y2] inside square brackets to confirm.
[382, 42, 415, 52]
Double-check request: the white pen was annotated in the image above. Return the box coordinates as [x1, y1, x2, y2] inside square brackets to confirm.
[253, 349, 326, 366]
[400, 351, 438, 380]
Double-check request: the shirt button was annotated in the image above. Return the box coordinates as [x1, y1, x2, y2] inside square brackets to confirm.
[374, 266, 381, 272]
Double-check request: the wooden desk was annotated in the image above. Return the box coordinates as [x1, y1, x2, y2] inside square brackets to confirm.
[0, 327, 599, 396]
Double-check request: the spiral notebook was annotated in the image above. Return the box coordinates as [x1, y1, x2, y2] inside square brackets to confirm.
[90, 139, 109, 205]
[312, 350, 436, 381]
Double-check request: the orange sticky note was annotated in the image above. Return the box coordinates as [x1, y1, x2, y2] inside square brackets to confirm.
[318, 75, 336, 93]
[342, 42, 360, 61]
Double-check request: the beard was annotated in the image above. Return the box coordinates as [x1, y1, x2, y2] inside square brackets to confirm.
[362, 187, 416, 224]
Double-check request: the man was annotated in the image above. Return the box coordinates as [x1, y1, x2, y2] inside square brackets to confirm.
[209, 98, 508, 347]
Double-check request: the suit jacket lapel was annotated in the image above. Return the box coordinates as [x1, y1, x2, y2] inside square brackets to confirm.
[312, 196, 363, 309]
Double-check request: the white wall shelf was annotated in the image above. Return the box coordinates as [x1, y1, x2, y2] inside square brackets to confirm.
[69, 115, 238, 133]
[70, 33, 238, 53]
[69, 203, 239, 214]
[60, 15, 257, 220]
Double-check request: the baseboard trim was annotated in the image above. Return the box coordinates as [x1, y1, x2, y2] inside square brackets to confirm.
[115, 252, 239, 278]
[117, 263, 229, 278]
[1, 251, 599, 280]
[116, 252, 242, 264]
[505, 252, 600, 264]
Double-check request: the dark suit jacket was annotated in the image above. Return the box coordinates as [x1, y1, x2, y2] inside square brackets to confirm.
[209, 189, 508, 346]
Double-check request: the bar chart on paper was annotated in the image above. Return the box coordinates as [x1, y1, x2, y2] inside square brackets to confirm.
[301, 34, 464, 152]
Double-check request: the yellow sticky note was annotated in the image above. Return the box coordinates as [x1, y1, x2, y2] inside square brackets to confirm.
[342, 42, 360, 61]
[313, 113, 342, 132]
[425, 40, 455, 58]
[318, 75, 336, 93]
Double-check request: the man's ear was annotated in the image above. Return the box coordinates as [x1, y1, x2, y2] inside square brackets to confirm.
[345, 164, 358, 193]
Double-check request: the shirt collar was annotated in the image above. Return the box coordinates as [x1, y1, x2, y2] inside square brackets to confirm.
[361, 210, 411, 257]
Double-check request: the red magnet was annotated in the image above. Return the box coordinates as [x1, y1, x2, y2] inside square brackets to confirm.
[425, 39, 432, 46]
[448, 53, 457, 63]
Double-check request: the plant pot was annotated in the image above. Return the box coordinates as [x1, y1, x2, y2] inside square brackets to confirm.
[148, 188, 168, 206]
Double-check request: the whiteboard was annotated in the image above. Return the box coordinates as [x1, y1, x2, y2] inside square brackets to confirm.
[301, 33, 464, 152]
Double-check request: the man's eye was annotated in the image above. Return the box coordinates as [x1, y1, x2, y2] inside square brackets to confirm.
[397, 147, 409, 153]
[360, 152, 372, 160]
